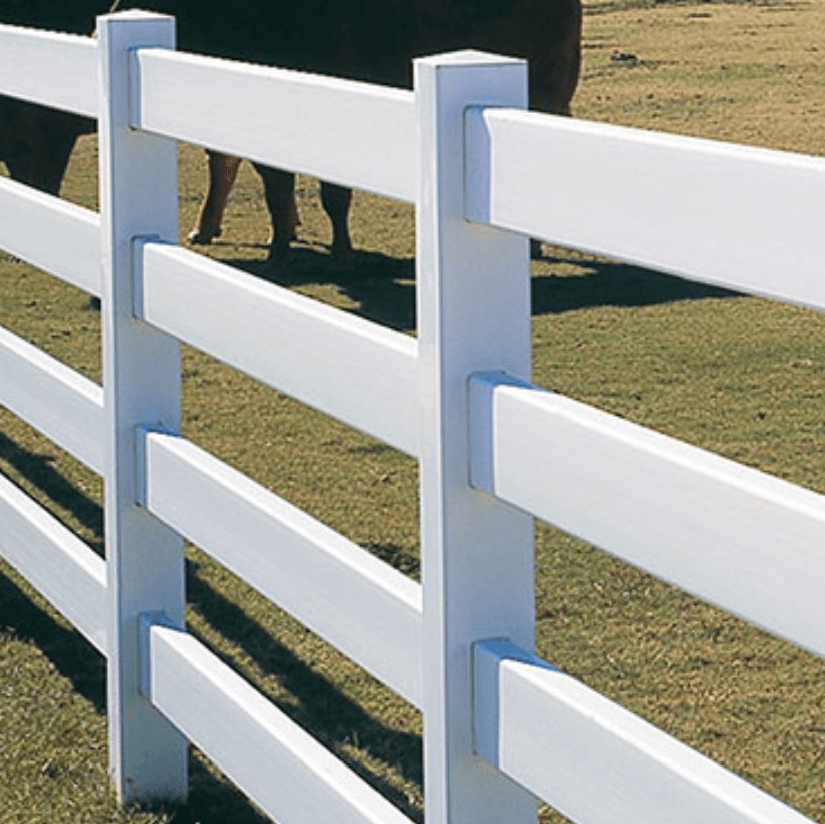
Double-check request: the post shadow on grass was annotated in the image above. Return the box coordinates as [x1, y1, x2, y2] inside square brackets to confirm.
[0, 567, 277, 824]
[0, 566, 108, 711]
[223, 241, 738, 337]
[0, 571, 274, 823]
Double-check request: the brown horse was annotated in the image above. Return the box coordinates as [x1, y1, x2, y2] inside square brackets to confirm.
[0, 99, 94, 196]
[186, 0, 583, 261]
[1, 0, 581, 261]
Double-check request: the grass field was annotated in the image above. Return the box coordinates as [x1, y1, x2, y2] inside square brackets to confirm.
[3, 1, 825, 822]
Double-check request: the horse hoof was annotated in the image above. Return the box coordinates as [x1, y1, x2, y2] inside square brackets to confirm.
[187, 228, 220, 245]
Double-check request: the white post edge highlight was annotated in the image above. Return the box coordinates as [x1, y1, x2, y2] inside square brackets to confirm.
[465, 107, 825, 311]
[473, 639, 815, 824]
[137, 427, 423, 707]
[138, 614, 416, 824]
[469, 372, 825, 660]
[131, 47, 416, 203]
[0, 178, 101, 296]
[134, 238, 419, 457]
[0, 472, 106, 654]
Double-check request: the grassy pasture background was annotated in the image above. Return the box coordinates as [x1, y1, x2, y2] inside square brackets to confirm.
[2, 0, 825, 821]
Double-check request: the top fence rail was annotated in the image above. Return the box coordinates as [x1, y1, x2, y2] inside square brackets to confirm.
[465, 107, 825, 310]
[4, 19, 825, 312]
[0, 23, 96, 115]
[132, 48, 417, 202]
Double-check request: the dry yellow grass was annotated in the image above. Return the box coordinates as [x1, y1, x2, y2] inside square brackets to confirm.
[577, 0, 825, 153]
[2, 2, 825, 822]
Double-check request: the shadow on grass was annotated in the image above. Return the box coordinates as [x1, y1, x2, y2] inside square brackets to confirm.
[0, 558, 423, 822]
[531, 250, 739, 314]
[186, 561, 424, 820]
[0, 429, 103, 554]
[0, 427, 423, 821]
[220, 241, 739, 336]
[222, 244, 417, 333]
[0, 567, 108, 712]
[0, 568, 276, 823]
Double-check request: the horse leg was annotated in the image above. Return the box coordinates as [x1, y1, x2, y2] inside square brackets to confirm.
[253, 164, 298, 263]
[320, 181, 353, 259]
[188, 151, 241, 244]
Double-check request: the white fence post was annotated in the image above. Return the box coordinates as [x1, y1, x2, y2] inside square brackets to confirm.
[97, 11, 188, 804]
[415, 51, 536, 824]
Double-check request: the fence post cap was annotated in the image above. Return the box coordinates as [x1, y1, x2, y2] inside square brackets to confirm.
[415, 49, 527, 68]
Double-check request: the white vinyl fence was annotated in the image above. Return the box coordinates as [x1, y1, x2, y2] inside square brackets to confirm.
[1, 9, 824, 824]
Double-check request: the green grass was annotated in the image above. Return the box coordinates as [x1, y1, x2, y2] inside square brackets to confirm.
[3, 1, 825, 822]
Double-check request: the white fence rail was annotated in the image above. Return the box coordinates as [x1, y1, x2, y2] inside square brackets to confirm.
[132, 48, 417, 203]
[1, 10, 824, 824]
[0, 177, 101, 292]
[135, 239, 419, 456]
[138, 426, 423, 707]
[0, 24, 97, 116]
[469, 373, 825, 661]
[465, 107, 825, 310]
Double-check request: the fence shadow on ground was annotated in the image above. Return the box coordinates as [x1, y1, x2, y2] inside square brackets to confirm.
[0, 430, 103, 554]
[186, 561, 424, 819]
[0, 570, 273, 822]
[0, 426, 423, 822]
[223, 245, 417, 333]
[0, 567, 107, 711]
[0, 559, 423, 823]
[219, 242, 739, 337]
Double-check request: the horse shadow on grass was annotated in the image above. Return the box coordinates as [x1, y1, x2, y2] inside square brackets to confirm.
[530, 248, 739, 314]
[0, 430, 423, 823]
[219, 240, 738, 335]
[219, 242, 417, 332]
